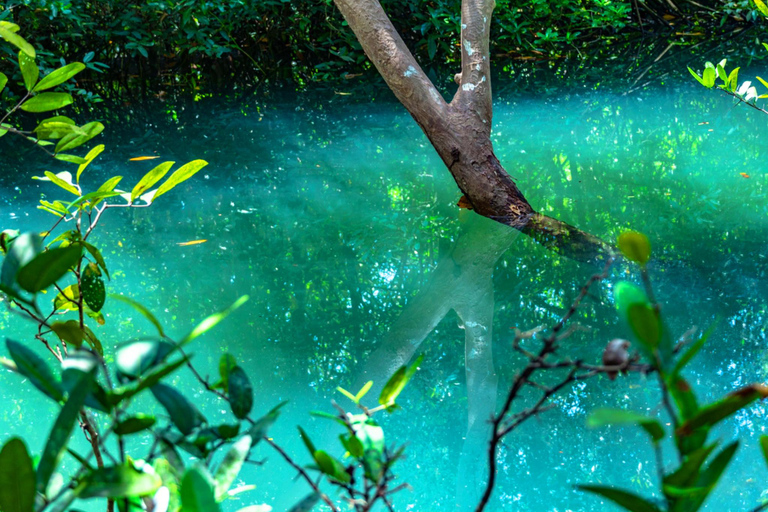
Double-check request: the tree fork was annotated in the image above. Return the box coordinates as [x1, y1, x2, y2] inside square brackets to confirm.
[333, 0, 615, 265]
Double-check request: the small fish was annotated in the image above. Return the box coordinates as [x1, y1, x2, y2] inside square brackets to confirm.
[740, 172, 750, 178]
[129, 156, 161, 161]
[177, 239, 208, 246]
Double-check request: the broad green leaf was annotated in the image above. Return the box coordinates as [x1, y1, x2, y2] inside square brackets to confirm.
[663, 444, 717, 489]
[16, 245, 82, 293]
[703, 67, 716, 88]
[50, 320, 85, 348]
[34, 171, 80, 196]
[716, 62, 727, 83]
[34, 121, 84, 140]
[617, 231, 651, 265]
[109, 357, 186, 405]
[6, 339, 65, 401]
[627, 303, 661, 349]
[66, 191, 121, 211]
[215, 354, 237, 392]
[0, 26, 35, 58]
[180, 466, 220, 512]
[54, 154, 87, 165]
[55, 122, 104, 153]
[180, 295, 248, 346]
[755, 0, 768, 17]
[760, 436, 768, 471]
[131, 161, 174, 203]
[728, 67, 740, 92]
[20, 93, 73, 113]
[80, 465, 161, 498]
[110, 295, 165, 337]
[379, 354, 423, 406]
[1, 232, 42, 291]
[677, 384, 768, 435]
[53, 284, 80, 311]
[249, 402, 286, 445]
[577, 485, 662, 512]
[0, 72, 7, 93]
[613, 281, 648, 320]
[151, 383, 204, 436]
[586, 408, 665, 442]
[82, 242, 109, 279]
[115, 340, 175, 382]
[213, 435, 252, 500]
[355, 380, 374, 402]
[37, 371, 93, 492]
[152, 160, 209, 202]
[669, 374, 699, 421]
[19, 51, 39, 91]
[228, 366, 253, 419]
[34, 63, 86, 92]
[81, 263, 105, 312]
[77, 144, 104, 183]
[688, 67, 707, 87]
[0, 438, 35, 512]
[287, 494, 320, 512]
[350, 414, 385, 453]
[114, 415, 157, 436]
[313, 450, 350, 482]
[679, 442, 740, 511]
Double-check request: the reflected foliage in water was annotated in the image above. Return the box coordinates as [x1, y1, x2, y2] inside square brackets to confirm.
[1, 73, 768, 510]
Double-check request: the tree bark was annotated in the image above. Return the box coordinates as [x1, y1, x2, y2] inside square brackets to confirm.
[333, 0, 615, 265]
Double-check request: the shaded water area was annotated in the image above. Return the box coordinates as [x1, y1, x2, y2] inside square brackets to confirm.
[2, 67, 768, 511]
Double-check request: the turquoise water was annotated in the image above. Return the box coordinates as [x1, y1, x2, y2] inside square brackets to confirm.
[1, 73, 768, 511]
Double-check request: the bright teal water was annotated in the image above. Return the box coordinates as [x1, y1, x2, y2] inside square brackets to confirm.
[1, 75, 768, 511]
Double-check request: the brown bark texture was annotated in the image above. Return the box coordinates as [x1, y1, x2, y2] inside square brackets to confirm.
[333, 0, 615, 265]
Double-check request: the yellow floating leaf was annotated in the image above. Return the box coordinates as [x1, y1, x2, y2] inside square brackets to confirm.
[177, 239, 208, 246]
[129, 156, 161, 161]
[740, 172, 750, 178]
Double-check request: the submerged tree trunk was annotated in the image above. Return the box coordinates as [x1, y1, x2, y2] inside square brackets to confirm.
[333, 0, 614, 265]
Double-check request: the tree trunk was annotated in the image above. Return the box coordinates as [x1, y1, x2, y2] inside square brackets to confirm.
[333, 0, 615, 265]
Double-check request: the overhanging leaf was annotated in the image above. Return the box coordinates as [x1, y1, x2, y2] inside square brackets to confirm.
[131, 161, 174, 203]
[180, 295, 249, 346]
[677, 385, 768, 436]
[213, 435, 252, 500]
[16, 245, 82, 293]
[180, 466, 220, 512]
[227, 366, 253, 419]
[577, 485, 662, 512]
[151, 383, 204, 436]
[0, 438, 35, 512]
[34, 62, 86, 92]
[6, 339, 65, 401]
[152, 160, 209, 201]
[0, 26, 35, 58]
[79, 465, 162, 498]
[20, 93, 73, 113]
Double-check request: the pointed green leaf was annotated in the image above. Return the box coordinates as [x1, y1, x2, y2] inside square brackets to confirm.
[355, 380, 374, 402]
[1, 233, 42, 292]
[249, 402, 286, 445]
[37, 371, 93, 492]
[703, 67, 716, 88]
[688, 67, 707, 87]
[297, 426, 316, 456]
[0, 72, 7, 93]
[213, 435, 252, 500]
[754, 0, 768, 17]
[131, 161, 174, 203]
[228, 366, 253, 420]
[180, 295, 248, 346]
[0, 26, 35, 58]
[21, 93, 73, 113]
[336, 386, 358, 403]
[0, 438, 35, 512]
[19, 51, 39, 92]
[152, 160, 208, 202]
[181, 466, 220, 512]
[50, 320, 85, 348]
[287, 493, 320, 512]
[80, 465, 162, 498]
[55, 122, 104, 153]
[34, 121, 84, 140]
[627, 303, 661, 350]
[379, 354, 423, 406]
[678, 385, 768, 435]
[728, 67, 740, 92]
[586, 408, 665, 442]
[114, 415, 157, 436]
[760, 436, 768, 470]
[76, 144, 104, 183]
[151, 383, 204, 436]
[313, 450, 350, 482]
[6, 339, 65, 401]
[577, 485, 662, 512]
[16, 245, 82, 293]
[110, 295, 165, 337]
[34, 170, 80, 196]
[34, 63, 86, 92]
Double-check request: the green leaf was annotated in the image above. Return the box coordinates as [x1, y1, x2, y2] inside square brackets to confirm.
[228, 366, 253, 419]
[115, 340, 175, 382]
[114, 415, 157, 436]
[34, 121, 84, 140]
[728, 67, 740, 92]
[81, 263, 105, 312]
[703, 66, 716, 88]
[716, 62, 727, 83]
[297, 426, 317, 456]
[663, 444, 717, 489]
[677, 384, 768, 435]
[0, 26, 35, 58]
[627, 303, 661, 350]
[34, 170, 80, 196]
[34, 62, 86, 92]
[54, 154, 87, 165]
[76, 144, 104, 183]
[180, 295, 248, 346]
[53, 284, 79, 311]
[1, 233, 42, 293]
[577, 485, 663, 512]
[313, 450, 350, 482]
[754, 0, 768, 17]
[20, 93, 73, 113]
[215, 354, 237, 392]
[672, 322, 717, 377]
[110, 295, 165, 337]
[151, 383, 204, 436]
[688, 67, 707, 87]
[16, 245, 82, 293]
[37, 370, 93, 492]
[80, 465, 162, 498]
[50, 320, 85, 348]
[0, 72, 7, 93]
[131, 161, 174, 203]
[586, 408, 665, 442]
[19, 51, 39, 92]
[379, 354, 423, 406]
[213, 435, 252, 500]
[761, 436, 768, 471]
[109, 357, 187, 405]
[55, 122, 104, 153]
[287, 493, 320, 512]
[6, 339, 65, 401]
[249, 402, 286, 445]
[180, 466, 220, 512]
[355, 380, 373, 402]
[613, 281, 648, 320]
[81, 242, 109, 279]
[617, 231, 651, 265]
[0, 438, 35, 512]
[152, 160, 209, 202]
[336, 386, 358, 403]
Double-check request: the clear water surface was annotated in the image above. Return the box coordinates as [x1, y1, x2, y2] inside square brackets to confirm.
[1, 71, 768, 511]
